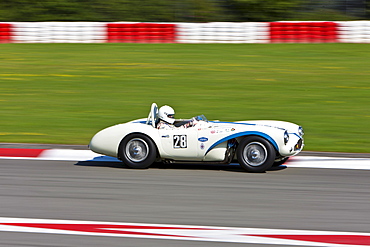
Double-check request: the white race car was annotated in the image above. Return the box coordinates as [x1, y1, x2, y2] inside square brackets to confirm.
[89, 103, 304, 172]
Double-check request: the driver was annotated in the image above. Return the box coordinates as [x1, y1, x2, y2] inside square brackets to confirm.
[157, 105, 175, 129]
[157, 105, 197, 129]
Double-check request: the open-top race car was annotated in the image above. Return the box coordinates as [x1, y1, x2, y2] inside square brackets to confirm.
[89, 103, 304, 172]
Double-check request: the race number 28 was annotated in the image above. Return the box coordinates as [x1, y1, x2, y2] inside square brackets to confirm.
[173, 135, 187, 149]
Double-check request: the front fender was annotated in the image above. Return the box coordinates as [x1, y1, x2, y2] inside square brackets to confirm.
[206, 131, 279, 155]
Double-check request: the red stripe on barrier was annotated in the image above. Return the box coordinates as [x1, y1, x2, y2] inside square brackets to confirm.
[0, 148, 45, 158]
[106, 23, 176, 43]
[269, 22, 338, 43]
[0, 23, 12, 43]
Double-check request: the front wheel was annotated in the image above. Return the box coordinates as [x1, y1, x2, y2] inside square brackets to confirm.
[119, 134, 157, 169]
[236, 136, 276, 173]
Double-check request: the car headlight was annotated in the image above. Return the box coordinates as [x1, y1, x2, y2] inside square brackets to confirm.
[298, 126, 304, 137]
[284, 130, 289, 145]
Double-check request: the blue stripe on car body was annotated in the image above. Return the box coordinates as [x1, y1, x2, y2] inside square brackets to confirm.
[210, 121, 286, 130]
[133, 121, 147, 124]
[290, 133, 301, 138]
[209, 121, 256, 125]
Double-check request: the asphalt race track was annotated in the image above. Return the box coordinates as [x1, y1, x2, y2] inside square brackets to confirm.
[1, 159, 370, 247]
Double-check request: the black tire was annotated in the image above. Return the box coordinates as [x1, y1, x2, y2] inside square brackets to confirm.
[236, 136, 276, 173]
[119, 134, 157, 169]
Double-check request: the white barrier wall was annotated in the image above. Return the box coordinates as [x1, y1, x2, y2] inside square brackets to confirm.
[177, 22, 269, 43]
[2, 21, 370, 43]
[337, 21, 370, 43]
[11, 22, 106, 43]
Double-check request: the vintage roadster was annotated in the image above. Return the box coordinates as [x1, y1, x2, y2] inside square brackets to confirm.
[89, 103, 304, 172]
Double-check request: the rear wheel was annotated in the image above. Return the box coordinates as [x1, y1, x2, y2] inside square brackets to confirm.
[237, 136, 276, 173]
[119, 134, 157, 169]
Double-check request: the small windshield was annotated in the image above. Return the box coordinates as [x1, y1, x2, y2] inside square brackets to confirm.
[194, 115, 208, 122]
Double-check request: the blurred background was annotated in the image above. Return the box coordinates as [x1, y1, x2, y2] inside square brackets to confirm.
[0, 0, 369, 153]
[0, 0, 369, 22]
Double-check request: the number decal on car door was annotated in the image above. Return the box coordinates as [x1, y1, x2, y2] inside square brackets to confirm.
[173, 135, 187, 148]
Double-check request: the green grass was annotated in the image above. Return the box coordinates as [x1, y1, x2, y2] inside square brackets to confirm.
[0, 43, 369, 153]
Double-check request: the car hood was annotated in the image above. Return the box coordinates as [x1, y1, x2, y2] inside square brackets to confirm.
[234, 120, 300, 132]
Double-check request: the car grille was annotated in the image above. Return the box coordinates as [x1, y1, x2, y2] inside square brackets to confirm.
[294, 139, 303, 151]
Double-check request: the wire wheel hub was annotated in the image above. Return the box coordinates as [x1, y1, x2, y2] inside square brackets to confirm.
[125, 138, 149, 162]
[243, 142, 267, 166]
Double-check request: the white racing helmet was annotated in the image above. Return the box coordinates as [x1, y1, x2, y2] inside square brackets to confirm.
[158, 105, 175, 124]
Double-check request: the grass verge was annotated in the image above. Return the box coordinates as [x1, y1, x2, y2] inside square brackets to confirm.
[0, 43, 369, 153]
